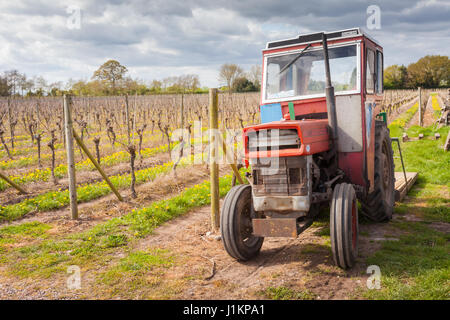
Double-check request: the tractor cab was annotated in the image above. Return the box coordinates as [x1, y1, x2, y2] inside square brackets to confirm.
[221, 29, 395, 269]
[255, 28, 384, 191]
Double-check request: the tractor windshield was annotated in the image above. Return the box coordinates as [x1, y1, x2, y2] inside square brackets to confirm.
[264, 44, 358, 101]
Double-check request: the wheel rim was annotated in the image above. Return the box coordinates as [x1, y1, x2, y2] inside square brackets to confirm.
[351, 200, 357, 250]
[239, 198, 260, 248]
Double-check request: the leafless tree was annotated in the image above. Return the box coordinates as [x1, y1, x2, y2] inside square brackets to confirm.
[218, 64, 243, 93]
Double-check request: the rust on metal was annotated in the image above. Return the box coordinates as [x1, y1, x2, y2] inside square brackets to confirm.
[252, 156, 308, 197]
[252, 218, 298, 238]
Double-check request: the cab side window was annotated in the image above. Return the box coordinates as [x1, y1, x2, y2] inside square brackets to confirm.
[376, 51, 383, 94]
[366, 49, 375, 94]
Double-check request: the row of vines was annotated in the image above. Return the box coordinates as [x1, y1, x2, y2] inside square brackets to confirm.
[0, 89, 445, 223]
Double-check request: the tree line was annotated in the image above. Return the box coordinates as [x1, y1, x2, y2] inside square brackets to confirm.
[0, 60, 261, 97]
[1, 54, 446, 97]
[0, 60, 207, 97]
[384, 55, 449, 89]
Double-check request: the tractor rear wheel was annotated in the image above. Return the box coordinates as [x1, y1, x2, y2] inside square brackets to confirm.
[361, 120, 395, 222]
[330, 183, 359, 269]
[220, 185, 264, 261]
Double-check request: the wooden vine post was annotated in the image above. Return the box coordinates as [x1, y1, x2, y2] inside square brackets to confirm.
[0, 171, 28, 194]
[181, 92, 184, 129]
[220, 137, 244, 185]
[7, 98, 14, 149]
[208, 89, 245, 231]
[63, 94, 78, 220]
[418, 87, 422, 127]
[72, 131, 123, 202]
[444, 130, 450, 152]
[209, 88, 220, 231]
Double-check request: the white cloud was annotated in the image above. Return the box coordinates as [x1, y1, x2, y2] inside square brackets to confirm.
[0, 0, 448, 87]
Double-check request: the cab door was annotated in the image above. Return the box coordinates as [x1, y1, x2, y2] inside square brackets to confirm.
[363, 39, 384, 192]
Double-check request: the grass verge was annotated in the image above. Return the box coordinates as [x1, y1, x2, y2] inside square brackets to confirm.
[0, 152, 200, 221]
[0, 172, 241, 279]
[260, 286, 317, 300]
[388, 102, 419, 137]
[363, 221, 449, 300]
[363, 125, 450, 299]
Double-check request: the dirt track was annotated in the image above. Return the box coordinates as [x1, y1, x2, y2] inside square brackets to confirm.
[387, 97, 418, 125]
[130, 202, 406, 300]
[407, 96, 436, 128]
[1, 186, 448, 300]
[0, 199, 401, 300]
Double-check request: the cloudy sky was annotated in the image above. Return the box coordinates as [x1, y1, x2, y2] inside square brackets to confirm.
[0, 0, 449, 87]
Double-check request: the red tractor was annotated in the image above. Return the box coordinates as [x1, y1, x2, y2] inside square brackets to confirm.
[220, 28, 395, 269]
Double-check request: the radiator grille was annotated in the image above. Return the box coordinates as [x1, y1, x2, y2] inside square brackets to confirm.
[248, 129, 300, 152]
[252, 156, 307, 196]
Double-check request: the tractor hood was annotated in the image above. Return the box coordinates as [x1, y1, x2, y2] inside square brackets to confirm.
[243, 119, 330, 163]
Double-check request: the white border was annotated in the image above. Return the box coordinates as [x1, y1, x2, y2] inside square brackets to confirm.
[262, 41, 361, 104]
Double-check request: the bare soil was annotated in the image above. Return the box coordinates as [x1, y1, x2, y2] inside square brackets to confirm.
[0, 196, 411, 300]
[407, 96, 435, 128]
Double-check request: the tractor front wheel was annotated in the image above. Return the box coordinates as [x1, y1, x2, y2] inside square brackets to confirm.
[330, 183, 359, 269]
[220, 185, 264, 261]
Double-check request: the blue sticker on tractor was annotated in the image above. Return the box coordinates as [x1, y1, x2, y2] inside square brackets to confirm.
[260, 103, 282, 124]
[365, 102, 373, 147]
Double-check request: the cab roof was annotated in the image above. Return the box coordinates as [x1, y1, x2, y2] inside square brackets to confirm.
[265, 28, 380, 50]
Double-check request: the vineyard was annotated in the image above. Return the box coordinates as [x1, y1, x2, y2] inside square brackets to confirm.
[0, 89, 448, 300]
[0, 93, 258, 216]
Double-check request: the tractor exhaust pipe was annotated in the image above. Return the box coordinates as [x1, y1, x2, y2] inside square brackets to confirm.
[322, 33, 338, 146]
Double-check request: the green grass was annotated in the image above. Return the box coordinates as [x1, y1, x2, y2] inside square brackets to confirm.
[0, 222, 52, 258]
[101, 234, 128, 248]
[388, 102, 419, 137]
[0, 221, 51, 248]
[392, 126, 450, 186]
[363, 126, 450, 299]
[118, 249, 174, 271]
[0, 154, 199, 222]
[364, 221, 449, 300]
[406, 125, 435, 137]
[312, 219, 330, 237]
[100, 249, 174, 285]
[261, 286, 317, 300]
[299, 242, 331, 255]
[0, 172, 242, 278]
[401, 181, 450, 223]
[97, 249, 177, 299]
[0, 143, 172, 192]
[431, 95, 442, 119]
